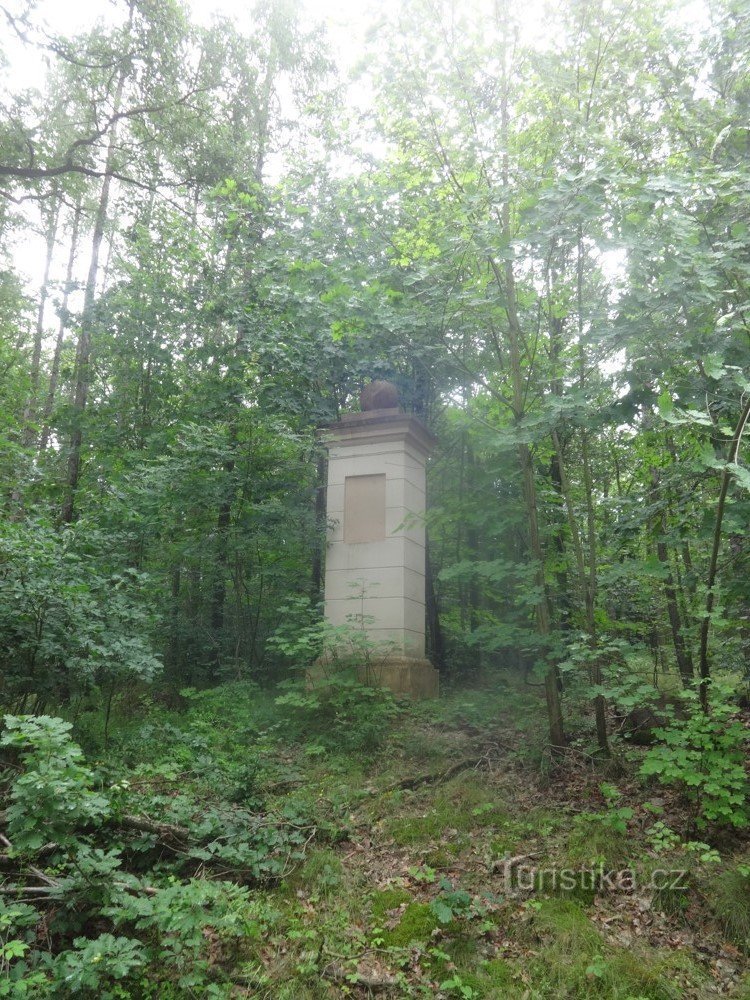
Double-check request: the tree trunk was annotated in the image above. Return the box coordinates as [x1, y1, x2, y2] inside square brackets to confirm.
[425, 531, 446, 672]
[310, 453, 327, 602]
[23, 196, 60, 448]
[60, 46, 130, 524]
[650, 468, 695, 684]
[209, 454, 235, 681]
[698, 395, 750, 710]
[40, 199, 82, 454]
[494, 41, 564, 749]
[551, 429, 608, 754]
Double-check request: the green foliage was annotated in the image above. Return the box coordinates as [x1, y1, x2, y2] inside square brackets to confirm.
[1, 715, 109, 852]
[47, 934, 146, 996]
[640, 688, 749, 828]
[0, 899, 48, 997]
[0, 708, 302, 995]
[104, 879, 258, 990]
[430, 878, 477, 924]
[0, 522, 161, 712]
[275, 673, 399, 754]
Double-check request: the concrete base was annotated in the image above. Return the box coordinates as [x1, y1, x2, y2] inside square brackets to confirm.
[360, 656, 439, 699]
[308, 656, 439, 700]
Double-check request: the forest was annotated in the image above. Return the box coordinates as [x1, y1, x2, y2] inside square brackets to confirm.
[0, 0, 749, 995]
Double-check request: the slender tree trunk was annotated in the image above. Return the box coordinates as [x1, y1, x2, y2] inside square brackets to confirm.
[698, 395, 750, 710]
[61, 18, 131, 524]
[551, 429, 608, 754]
[547, 310, 571, 633]
[425, 532, 446, 672]
[505, 270, 564, 748]
[210, 450, 236, 681]
[205, 57, 277, 678]
[310, 453, 327, 602]
[40, 199, 82, 454]
[493, 38, 564, 748]
[23, 196, 60, 448]
[465, 439, 482, 673]
[549, 449, 572, 631]
[575, 229, 608, 755]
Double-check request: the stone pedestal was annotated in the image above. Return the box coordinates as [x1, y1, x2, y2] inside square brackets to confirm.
[320, 405, 439, 699]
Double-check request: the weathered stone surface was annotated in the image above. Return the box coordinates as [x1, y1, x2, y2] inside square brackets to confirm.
[360, 380, 400, 411]
[317, 395, 438, 699]
[358, 656, 439, 699]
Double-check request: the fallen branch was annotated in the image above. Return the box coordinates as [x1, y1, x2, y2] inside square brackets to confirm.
[115, 814, 191, 842]
[323, 962, 399, 991]
[0, 884, 58, 895]
[379, 757, 481, 794]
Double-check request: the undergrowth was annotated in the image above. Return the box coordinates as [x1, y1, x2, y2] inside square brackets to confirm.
[1, 674, 748, 997]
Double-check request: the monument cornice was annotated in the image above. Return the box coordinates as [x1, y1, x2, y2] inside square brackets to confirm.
[320, 409, 437, 457]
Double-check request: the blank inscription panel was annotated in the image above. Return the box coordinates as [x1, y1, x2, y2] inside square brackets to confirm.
[344, 473, 386, 544]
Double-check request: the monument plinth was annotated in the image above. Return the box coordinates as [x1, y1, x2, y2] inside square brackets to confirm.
[320, 384, 439, 699]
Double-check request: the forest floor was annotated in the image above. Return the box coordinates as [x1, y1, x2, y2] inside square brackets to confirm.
[168, 679, 750, 1000]
[7, 678, 750, 998]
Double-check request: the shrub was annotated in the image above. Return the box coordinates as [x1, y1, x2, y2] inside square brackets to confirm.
[275, 673, 399, 753]
[640, 686, 748, 829]
[1, 715, 110, 852]
[0, 521, 161, 718]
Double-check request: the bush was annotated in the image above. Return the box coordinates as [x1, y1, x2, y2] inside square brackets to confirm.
[275, 673, 399, 753]
[0, 521, 161, 718]
[640, 685, 748, 829]
[1, 715, 110, 852]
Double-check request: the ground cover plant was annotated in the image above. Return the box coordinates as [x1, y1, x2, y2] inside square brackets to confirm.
[2, 676, 750, 997]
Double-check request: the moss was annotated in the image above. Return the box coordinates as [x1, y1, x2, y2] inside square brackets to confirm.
[381, 901, 441, 947]
[370, 886, 412, 924]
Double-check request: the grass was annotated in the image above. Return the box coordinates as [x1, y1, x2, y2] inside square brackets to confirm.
[385, 777, 514, 845]
[41, 675, 750, 998]
[260, 680, 746, 997]
[513, 899, 703, 999]
[566, 816, 631, 868]
[706, 865, 750, 951]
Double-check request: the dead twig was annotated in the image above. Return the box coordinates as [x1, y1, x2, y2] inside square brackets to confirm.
[323, 961, 399, 991]
[379, 757, 482, 794]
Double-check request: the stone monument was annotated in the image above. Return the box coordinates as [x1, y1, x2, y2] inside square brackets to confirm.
[320, 381, 439, 699]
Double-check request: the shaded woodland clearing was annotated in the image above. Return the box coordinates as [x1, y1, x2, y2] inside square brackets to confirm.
[3, 679, 750, 998]
[2, 0, 750, 993]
